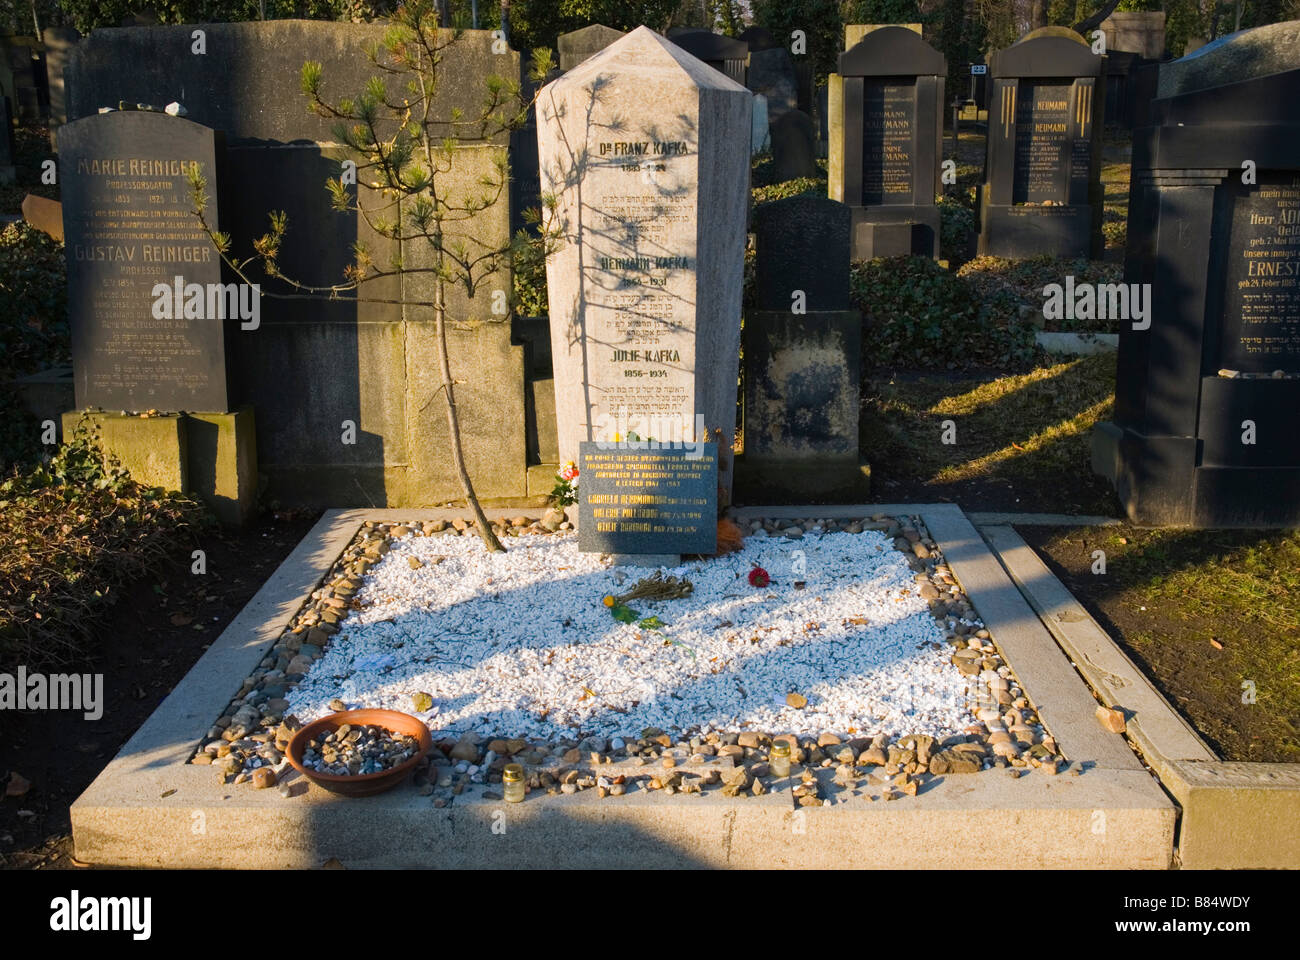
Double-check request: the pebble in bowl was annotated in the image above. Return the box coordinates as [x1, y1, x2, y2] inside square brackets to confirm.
[286, 709, 432, 797]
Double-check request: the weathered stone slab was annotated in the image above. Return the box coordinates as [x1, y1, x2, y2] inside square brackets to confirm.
[770, 109, 818, 181]
[753, 195, 850, 312]
[66, 22, 519, 146]
[557, 24, 625, 72]
[747, 47, 797, 123]
[20, 193, 62, 240]
[43, 25, 79, 127]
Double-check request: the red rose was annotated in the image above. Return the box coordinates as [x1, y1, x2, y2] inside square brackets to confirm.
[748, 566, 770, 588]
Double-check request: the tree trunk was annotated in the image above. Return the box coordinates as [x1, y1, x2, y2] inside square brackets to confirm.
[1074, 0, 1123, 36]
[1030, 0, 1048, 31]
[434, 278, 505, 553]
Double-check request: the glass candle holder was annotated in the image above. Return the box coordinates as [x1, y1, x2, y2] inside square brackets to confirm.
[503, 763, 525, 803]
[770, 740, 791, 777]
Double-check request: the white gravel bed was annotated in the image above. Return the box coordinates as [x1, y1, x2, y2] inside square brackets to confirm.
[286, 529, 974, 742]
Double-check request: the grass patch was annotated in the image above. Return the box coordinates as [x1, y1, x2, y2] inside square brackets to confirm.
[1026, 525, 1300, 763]
[861, 353, 1120, 513]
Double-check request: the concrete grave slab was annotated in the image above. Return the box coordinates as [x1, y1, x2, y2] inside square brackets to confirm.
[72, 505, 1174, 868]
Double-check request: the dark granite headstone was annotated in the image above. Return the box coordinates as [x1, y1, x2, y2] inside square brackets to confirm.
[0, 95, 14, 185]
[1093, 20, 1300, 527]
[747, 46, 797, 124]
[59, 111, 231, 413]
[739, 196, 866, 499]
[738, 27, 778, 51]
[5, 41, 44, 121]
[976, 27, 1104, 259]
[668, 31, 748, 86]
[830, 26, 945, 259]
[753, 195, 850, 312]
[557, 24, 625, 72]
[578, 441, 717, 556]
[770, 108, 818, 182]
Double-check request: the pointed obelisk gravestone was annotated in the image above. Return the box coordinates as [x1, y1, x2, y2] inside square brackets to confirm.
[538, 26, 751, 559]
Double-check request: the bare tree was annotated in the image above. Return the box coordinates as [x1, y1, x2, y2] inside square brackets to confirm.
[191, 0, 558, 552]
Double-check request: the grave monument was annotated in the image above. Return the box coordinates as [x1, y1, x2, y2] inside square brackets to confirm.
[1093, 21, 1300, 526]
[736, 195, 868, 500]
[829, 26, 946, 259]
[57, 109, 256, 524]
[977, 27, 1105, 259]
[538, 27, 752, 557]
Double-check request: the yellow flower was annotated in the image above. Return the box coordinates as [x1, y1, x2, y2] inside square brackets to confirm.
[602, 594, 616, 607]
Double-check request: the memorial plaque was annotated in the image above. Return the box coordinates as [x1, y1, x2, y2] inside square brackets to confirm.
[59, 111, 231, 412]
[1011, 81, 1071, 203]
[538, 28, 750, 495]
[1221, 175, 1300, 371]
[861, 79, 916, 205]
[578, 441, 717, 555]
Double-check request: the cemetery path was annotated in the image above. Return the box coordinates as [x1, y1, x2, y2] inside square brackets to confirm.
[0, 510, 321, 870]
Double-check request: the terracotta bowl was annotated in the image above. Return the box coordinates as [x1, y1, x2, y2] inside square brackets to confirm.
[286, 709, 432, 797]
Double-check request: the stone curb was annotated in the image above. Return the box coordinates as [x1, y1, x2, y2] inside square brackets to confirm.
[71, 506, 1174, 868]
[983, 523, 1300, 870]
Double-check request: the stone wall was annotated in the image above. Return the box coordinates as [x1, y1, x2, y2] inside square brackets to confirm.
[63, 21, 542, 507]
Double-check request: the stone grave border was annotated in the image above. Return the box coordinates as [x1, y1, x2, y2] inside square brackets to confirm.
[71, 504, 1173, 868]
[981, 524, 1300, 870]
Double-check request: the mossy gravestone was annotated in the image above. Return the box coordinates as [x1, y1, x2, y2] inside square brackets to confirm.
[737, 195, 868, 500]
[1094, 20, 1300, 526]
[538, 26, 751, 512]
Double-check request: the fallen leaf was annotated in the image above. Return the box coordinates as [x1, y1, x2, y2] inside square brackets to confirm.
[5, 772, 31, 797]
[786, 692, 807, 709]
[1210, 638, 1224, 650]
[169, 612, 193, 626]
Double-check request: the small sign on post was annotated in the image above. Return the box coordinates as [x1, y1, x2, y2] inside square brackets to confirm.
[970, 63, 987, 75]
